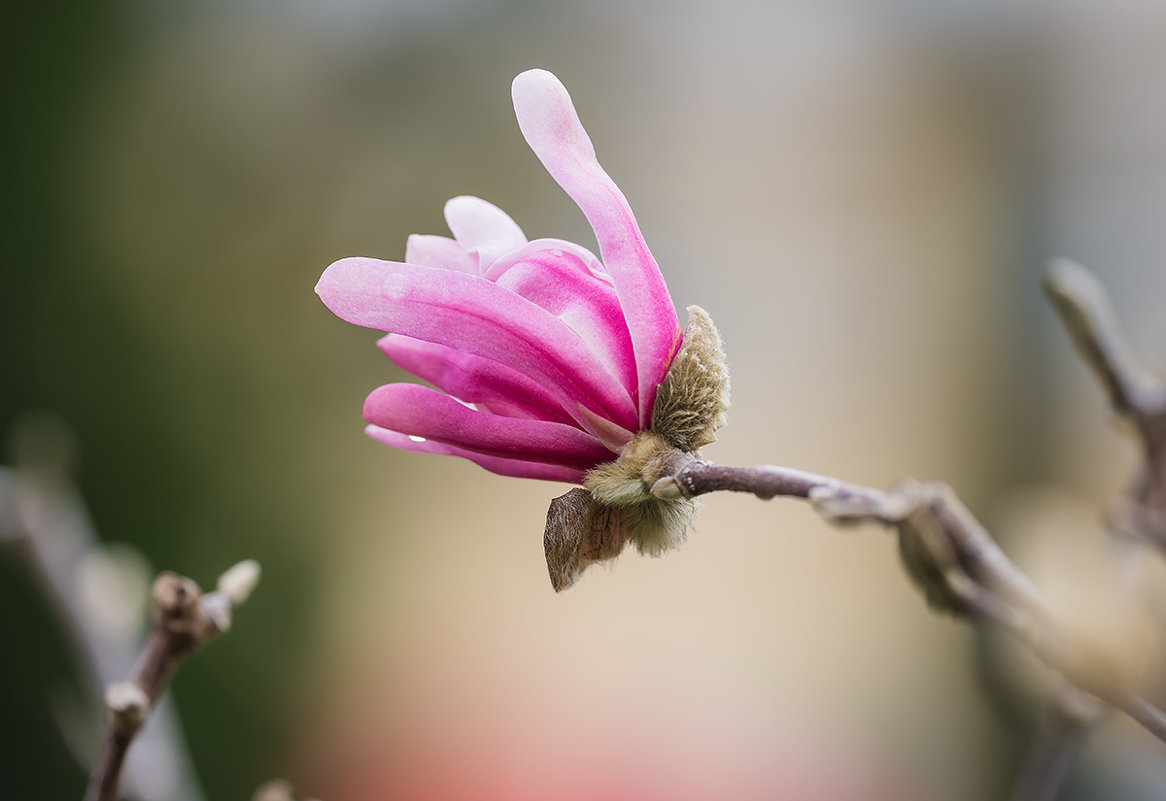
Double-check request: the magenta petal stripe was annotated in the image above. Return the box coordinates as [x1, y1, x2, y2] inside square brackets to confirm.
[363, 383, 612, 469]
[378, 334, 577, 425]
[488, 240, 637, 399]
[365, 425, 587, 483]
[512, 69, 681, 428]
[317, 256, 638, 431]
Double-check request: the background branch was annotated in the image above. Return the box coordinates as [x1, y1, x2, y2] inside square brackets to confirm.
[1042, 259, 1166, 431]
[1034, 260, 1166, 798]
[84, 560, 260, 801]
[0, 416, 207, 801]
[1044, 260, 1166, 546]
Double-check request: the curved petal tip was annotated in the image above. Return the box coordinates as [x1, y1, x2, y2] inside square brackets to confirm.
[315, 257, 361, 316]
[511, 68, 564, 104]
[512, 69, 596, 163]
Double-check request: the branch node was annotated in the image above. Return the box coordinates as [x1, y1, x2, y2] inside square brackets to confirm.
[104, 681, 150, 735]
[809, 480, 921, 525]
[808, 486, 881, 523]
[153, 572, 202, 625]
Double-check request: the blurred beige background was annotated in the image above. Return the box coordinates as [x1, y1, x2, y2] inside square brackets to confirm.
[5, 1, 1166, 799]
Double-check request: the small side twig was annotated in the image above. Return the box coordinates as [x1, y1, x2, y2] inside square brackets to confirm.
[83, 560, 260, 801]
[1042, 260, 1166, 434]
[1044, 260, 1166, 543]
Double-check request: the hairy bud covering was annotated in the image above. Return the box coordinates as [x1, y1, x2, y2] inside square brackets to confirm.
[651, 305, 730, 452]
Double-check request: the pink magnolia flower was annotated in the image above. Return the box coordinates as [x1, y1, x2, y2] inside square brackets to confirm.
[316, 69, 683, 484]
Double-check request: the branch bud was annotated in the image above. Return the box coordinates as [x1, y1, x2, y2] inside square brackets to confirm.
[218, 559, 262, 604]
[152, 572, 202, 622]
[105, 681, 150, 734]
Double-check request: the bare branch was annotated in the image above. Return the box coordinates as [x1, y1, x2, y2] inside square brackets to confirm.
[653, 452, 1166, 746]
[653, 455, 882, 506]
[0, 415, 206, 801]
[83, 561, 260, 801]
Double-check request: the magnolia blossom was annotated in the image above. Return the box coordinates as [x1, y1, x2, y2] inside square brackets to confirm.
[317, 69, 683, 484]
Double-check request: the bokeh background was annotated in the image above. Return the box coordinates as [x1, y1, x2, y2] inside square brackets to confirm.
[4, 1, 1166, 799]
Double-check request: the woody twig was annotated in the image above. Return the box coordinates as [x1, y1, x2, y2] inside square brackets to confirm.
[83, 560, 260, 801]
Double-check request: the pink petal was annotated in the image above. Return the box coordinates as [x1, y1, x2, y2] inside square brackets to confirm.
[404, 234, 477, 273]
[317, 256, 638, 431]
[575, 405, 635, 452]
[363, 383, 611, 470]
[512, 69, 682, 427]
[378, 334, 576, 424]
[486, 239, 637, 399]
[365, 425, 586, 483]
[443, 195, 527, 271]
[482, 237, 609, 282]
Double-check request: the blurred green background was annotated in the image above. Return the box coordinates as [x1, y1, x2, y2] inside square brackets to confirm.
[4, 1, 1166, 799]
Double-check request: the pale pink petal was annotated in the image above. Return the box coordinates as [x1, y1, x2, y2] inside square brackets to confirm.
[363, 383, 610, 469]
[404, 234, 477, 273]
[365, 425, 586, 483]
[487, 239, 637, 398]
[575, 405, 635, 453]
[512, 69, 682, 427]
[378, 334, 576, 424]
[443, 195, 527, 270]
[317, 256, 638, 430]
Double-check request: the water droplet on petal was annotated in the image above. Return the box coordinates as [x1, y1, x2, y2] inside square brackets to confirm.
[408, 435, 426, 443]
